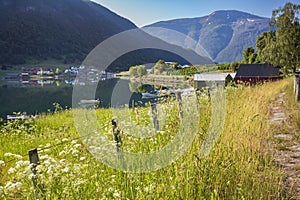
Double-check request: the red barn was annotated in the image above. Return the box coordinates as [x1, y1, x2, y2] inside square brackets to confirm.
[234, 64, 281, 85]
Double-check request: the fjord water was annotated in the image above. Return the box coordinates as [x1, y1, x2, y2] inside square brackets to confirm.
[0, 79, 170, 119]
[0, 79, 149, 119]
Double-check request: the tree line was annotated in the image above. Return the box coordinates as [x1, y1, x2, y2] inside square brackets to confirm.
[241, 2, 300, 73]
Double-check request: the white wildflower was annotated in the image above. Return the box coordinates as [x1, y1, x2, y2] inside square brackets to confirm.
[71, 149, 79, 156]
[62, 167, 69, 173]
[40, 155, 49, 160]
[46, 165, 53, 174]
[62, 138, 69, 142]
[59, 159, 66, 164]
[14, 154, 23, 159]
[144, 186, 149, 192]
[4, 153, 22, 159]
[75, 179, 85, 186]
[71, 140, 78, 144]
[0, 160, 5, 167]
[7, 167, 16, 174]
[14, 182, 22, 190]
[42, 148, 51, 153]
[43, 160, 51, 166]
[74, 144, 81, 148]
[113, 190, 120, 198]
[4, 152, 13, 157]
[45, 143, 51, 147]
[28, 173, 36, 180]
[73, 165, 81, 172]
[4, 181, 13, 189]
[79, 157, 86, 161]
[59, 150, 66, 156]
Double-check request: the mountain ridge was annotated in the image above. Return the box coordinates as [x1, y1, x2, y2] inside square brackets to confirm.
[0, 0, 213, 71]
[144, 10, 272, 63]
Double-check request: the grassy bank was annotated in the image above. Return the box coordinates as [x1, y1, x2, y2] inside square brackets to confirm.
[0, 78, 296, 199]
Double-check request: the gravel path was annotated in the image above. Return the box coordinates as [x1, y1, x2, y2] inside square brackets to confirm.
[270, 93, 300, 199]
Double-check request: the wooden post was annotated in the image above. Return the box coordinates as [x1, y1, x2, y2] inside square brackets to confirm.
[112, 119, 122, 151]
[150, 103, 159, 131]
[295, 72, 300, 101]
[176, 92, 183, 119]
[28, 148, 39, 199]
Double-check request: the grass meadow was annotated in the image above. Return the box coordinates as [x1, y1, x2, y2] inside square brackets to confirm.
[0, 77, 297, 199]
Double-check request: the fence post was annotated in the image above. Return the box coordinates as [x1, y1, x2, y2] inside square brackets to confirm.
[28, 148, 39, 199]
[176, 92, 183, 119]
[150, 103, 159, 132]
[295, 71, 300, 102]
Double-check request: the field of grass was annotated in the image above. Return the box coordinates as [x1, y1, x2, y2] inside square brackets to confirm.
[0, 77, 297, 199]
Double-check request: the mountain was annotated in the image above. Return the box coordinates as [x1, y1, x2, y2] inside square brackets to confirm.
[0, 0, 213, 71]
[144, 10, 272, 63]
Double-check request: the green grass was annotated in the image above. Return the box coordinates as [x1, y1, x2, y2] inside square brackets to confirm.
[0, 78, 296, 199]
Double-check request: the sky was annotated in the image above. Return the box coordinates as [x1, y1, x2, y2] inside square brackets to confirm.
[92, 0, 300, 27]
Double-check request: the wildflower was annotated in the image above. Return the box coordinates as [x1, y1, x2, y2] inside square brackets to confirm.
[75, 179, 85, 186]
[14, 182, 22, 190]
[4, 153, 22, 159]
[62, 167, 69, 173]
[144, 187, 149, 192]
[45, 143, 51, 147]
[79, 157, 86, 161]
[62, 138, 69, 142]
[28, 173, 36, 180]
[113, 190, 120, 198]
[71, 140, 78, 144]
[71, 149, 79, 156]
[40, 154, 49, 160]
[74, 144, 81, 148]
[7, 167, 16, 174]
[4, 152, 13, 157]
[4, 181, 13, 189]
[43, 159, 51, 166]
[59, 159, 66, 164]
[0, 160, 5, 167]
[59, 150, 66, 156]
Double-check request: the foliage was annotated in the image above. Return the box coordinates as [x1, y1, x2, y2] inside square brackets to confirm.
[128, 82, 147, 93]
[242, 47, 259, 64]
[174, 66, 198, 76]
[153, 60, 168, 75]
[129, 65, 147, 77]
[252, 3, 300, 71]
[217, 62, 240, 71]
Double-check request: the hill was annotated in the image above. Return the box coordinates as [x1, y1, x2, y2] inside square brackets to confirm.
[144, 10, 272, 63]
[0, 0, 212, 71]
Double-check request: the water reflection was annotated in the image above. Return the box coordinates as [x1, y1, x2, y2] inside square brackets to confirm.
[0, 75, 193, 119]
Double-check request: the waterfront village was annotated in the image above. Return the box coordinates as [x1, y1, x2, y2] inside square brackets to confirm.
[3, 65, 115, 86]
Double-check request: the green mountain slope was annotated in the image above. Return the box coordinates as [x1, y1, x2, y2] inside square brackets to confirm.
[0, 0, 213, 70]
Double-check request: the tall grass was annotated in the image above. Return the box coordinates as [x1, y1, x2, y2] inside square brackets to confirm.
[0, 78, 294, 199]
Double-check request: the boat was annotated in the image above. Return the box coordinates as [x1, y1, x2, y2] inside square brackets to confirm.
[78, 99, 100, 105]
[142, 90, 159, 99]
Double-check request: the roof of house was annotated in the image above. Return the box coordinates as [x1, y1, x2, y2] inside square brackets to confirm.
[235, 64, 280, 78]
[194, 73, 236, 81]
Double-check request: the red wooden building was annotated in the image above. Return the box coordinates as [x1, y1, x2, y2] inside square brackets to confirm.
[234, 64, 281, 85]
